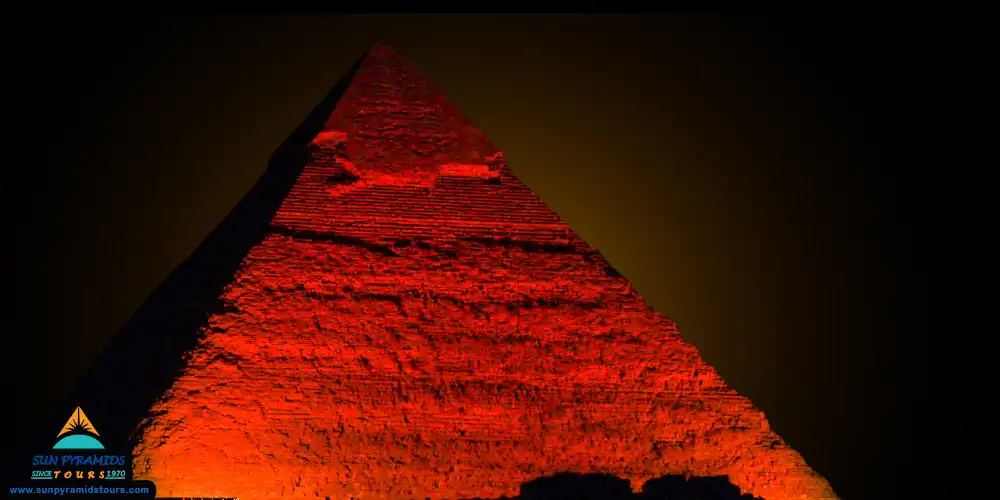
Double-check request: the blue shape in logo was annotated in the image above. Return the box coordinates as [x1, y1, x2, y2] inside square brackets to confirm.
[53, 434, 104, 450]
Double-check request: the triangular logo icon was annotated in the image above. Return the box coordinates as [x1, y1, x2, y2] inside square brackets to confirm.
[56, 406, 100, 439]
[53, 406, 103, 449]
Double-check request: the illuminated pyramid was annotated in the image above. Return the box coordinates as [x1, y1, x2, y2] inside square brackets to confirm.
[71, 44, 839, 499]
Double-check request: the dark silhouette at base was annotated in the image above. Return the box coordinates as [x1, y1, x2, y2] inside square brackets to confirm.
[641, 474, 761, 499]
[459, 472, 762, 500]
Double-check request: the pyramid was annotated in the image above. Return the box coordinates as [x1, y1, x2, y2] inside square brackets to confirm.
[89, 44, 837, 499]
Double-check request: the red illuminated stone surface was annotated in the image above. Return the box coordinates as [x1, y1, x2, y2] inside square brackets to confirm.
[131, 43, 839, 499]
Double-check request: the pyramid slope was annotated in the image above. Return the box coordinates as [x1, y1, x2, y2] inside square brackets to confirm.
[132, 43, 838, 499]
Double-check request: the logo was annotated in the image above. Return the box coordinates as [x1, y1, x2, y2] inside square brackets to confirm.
[9, 405, 159, 497]
[7, 404, 237, 497]
[53, 407, 104, 450]
[28, 407, 127, 482]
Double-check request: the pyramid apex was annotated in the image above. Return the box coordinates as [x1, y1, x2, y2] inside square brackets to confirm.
[359, 43, 405, 65]
[367, 42, 399, 54]
[313, 39, 501, 179]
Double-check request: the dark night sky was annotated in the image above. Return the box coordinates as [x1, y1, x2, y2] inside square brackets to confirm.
[3, 14, 951, 499]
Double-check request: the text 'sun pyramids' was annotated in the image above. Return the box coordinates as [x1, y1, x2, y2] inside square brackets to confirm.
[124, 43, 838, 499]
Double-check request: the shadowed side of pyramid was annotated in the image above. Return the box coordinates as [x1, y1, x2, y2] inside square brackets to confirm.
[6, 48, 370, 469]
